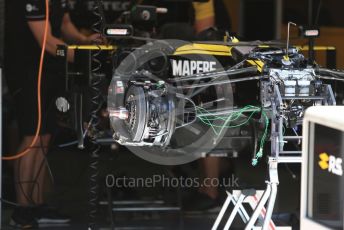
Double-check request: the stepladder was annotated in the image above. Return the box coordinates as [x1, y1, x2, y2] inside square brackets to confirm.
[212, 189, 292, 230]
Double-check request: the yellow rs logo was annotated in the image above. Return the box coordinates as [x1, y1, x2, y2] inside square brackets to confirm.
[319, 153, 329, 170]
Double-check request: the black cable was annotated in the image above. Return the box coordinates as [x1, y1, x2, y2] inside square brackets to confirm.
[12, 148, 47, 207]
[11, 142, 46, 206]
[28, 136, 49, 203]
[16, 155, 36, 205]
[0, 198, 35, 207]
[27, 100, 56, 205]
[180, 75, 263, 89]
[88, 1, 105, 229]
[314, 0, 323, 27]
[16, 143, 51, 206]
[188, 67, 259, 98]
[284, 164, 297, 180]
[7, 97, 56, 208]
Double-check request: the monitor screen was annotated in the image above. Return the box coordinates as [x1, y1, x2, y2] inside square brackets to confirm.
[307, 122, 344, 229]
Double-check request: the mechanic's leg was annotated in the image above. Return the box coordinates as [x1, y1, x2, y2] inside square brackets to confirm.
[31, 134, 51, 205]
[199, 157, 220, 199]
[14, 136, 40, 205]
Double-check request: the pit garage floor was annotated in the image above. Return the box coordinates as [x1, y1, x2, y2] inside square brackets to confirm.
[1, 137, 301, 230]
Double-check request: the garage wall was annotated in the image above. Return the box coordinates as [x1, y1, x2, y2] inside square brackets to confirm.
[281, 25, 344, 69]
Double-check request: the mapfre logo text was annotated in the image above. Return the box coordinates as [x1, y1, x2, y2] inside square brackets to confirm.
[318, 152, 343, 176]
[171, 60, 216, 76]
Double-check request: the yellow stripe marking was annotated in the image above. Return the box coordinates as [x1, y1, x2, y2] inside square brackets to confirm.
[174, 50, 231, 56]
[68, 45, 116, 50]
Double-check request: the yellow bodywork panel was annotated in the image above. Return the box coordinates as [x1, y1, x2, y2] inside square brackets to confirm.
[174, 43, 232, 56]
[246, 60, 264, 72]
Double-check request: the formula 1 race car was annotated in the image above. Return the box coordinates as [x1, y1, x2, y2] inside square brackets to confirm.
[106, 38, 344, 161]
[57, 32, 344, 160]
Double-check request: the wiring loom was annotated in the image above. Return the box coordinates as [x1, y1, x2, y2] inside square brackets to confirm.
[196, 105, 269, 166]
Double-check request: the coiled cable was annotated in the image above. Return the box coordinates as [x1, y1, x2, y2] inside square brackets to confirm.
[88, 1, 105, 229]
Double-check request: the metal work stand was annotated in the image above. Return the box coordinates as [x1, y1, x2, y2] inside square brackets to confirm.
[212, 188, 292, 230]
[213, 81, 336, 230]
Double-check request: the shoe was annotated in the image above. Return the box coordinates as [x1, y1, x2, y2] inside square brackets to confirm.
[183, 192, 221, 212]
[9, 207, 38, 229]
[34, 204, 71, 224]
